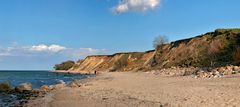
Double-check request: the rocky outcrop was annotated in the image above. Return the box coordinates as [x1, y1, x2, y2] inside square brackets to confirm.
[64, 29, 240, 73]
[69, 50, 155, 73]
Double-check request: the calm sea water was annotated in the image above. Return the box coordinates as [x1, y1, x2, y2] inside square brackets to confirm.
[0, 70, 92, 88]
[0, 70, 92, 106]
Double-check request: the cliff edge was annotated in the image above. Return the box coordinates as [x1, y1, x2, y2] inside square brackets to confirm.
[57, 29, 240, 73]
[68, 50, 155, 73]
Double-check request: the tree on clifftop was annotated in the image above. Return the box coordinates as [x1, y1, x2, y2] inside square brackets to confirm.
[153, 35, 169, 49]
[54, 60, 75, 70]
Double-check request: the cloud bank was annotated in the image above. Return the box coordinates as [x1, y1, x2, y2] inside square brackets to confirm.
[0, 44, 108, 59]
[0, 44, 110, 70]
[112, 0, 161, 14]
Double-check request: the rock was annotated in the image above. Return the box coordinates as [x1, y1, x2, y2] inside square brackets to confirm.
[207, 74, 213, 78]
[0, 82, 13, 92]
[15, 83, 32, 93]
[224, 70, 233, 75]
[197, 70, 209, 78]
[31, 89, 41, 93]
[214, 71, 220, 75]
[213, 75, 218, 78]
[168, 72, 175, 76]
[52, 83, 65, 90]
[218, 67, 226, 73]
[233, 66, 240, 72]
[67, 80, 81, 88]
[232, 71, 237, 74]
[40, 85, 50, 91]
[226, 66, 233, 71]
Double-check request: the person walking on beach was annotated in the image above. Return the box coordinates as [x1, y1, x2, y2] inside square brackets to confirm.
[94, 71, 97, 74]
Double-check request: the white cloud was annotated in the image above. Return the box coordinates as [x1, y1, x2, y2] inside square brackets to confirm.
[0, 44, 109, 60]
[113, 0, 161, 14]
[0, 53, 10, 56]
[30, 44, 66, 53]
[0, 44, 111, 69]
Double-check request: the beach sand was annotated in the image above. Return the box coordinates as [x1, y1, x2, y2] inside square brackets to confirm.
[26, 72, 240, 107]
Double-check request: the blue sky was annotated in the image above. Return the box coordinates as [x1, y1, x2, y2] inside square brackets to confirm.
[0, 0, 239, 70]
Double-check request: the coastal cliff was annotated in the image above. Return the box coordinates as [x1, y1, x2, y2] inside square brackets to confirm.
[154, 29, 240, 68]
[57, 29, 240, 73]
[68, 50, 155, 73]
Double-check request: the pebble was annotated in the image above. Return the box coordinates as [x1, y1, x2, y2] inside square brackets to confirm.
[188, 65, 240, 78]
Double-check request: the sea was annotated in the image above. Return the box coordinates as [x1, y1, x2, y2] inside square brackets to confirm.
[0, 70, 93, 106]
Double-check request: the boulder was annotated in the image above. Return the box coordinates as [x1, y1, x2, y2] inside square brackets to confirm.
[52, 83, 65, 90]
[233, 66, 240, 72]
[226, 66, 233, 71]
[213, 75, 220, 78]
[217, 67, 226, 73]
[213, 70, 220, 75]
[0, 82, 13, 92]
[67, 80, 81, 88]
[15, 83, 32, 92]
[40, 85, 50, 91]
[232, 71, 238, 74]
[223, 70, 233, 75]
[31, 89, 41, 93]
[197, 71, 208, 78]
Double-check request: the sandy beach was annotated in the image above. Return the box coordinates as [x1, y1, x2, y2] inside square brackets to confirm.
[26, 72, 240, 107]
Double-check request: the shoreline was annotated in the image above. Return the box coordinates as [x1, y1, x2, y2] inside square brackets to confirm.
[50, 70, 95, 74]
[26, 71, 240, 107]
[0, 71, 94, 107]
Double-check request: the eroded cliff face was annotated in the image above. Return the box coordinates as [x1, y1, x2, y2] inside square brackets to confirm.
[154, 29, 240, 68]
[67, 29, 240, 73]
[69, 51, 155, 73]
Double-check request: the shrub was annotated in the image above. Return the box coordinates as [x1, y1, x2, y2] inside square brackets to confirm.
[234, 47, 240, 64]
[153, 35, 169, 49]
[54, 60, 75, 70]
[208, 38, 227, 66]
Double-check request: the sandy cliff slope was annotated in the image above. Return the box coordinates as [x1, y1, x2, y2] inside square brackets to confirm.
[67, 29, 240, 73]
[69, 50, 155, 73]
[154, 29, 240, 68]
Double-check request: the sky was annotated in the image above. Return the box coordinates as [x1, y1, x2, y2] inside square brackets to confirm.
[0, 0, 239, 70]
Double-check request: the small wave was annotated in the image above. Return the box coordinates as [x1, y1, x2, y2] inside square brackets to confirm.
[56, 79, 65, 84]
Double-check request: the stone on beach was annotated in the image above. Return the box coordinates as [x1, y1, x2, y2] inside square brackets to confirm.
[40, 85, 50, 91]
[25, 72, 240, 107]
[15, 83, 32, 93]
[233, 66, 240, 72]
[52, 83, 65, 90]
[67, 80, 82, 88]
[0, 82, 13, 92]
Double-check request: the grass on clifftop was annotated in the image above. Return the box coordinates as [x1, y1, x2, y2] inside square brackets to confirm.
[216, 28, 240, 33]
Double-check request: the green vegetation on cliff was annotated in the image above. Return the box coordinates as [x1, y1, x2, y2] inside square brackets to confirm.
[154, 28, 240, 68]
[54, 60, 75, 70]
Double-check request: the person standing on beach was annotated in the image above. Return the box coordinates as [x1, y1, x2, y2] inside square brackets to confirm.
[94, 71, 97, 74]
